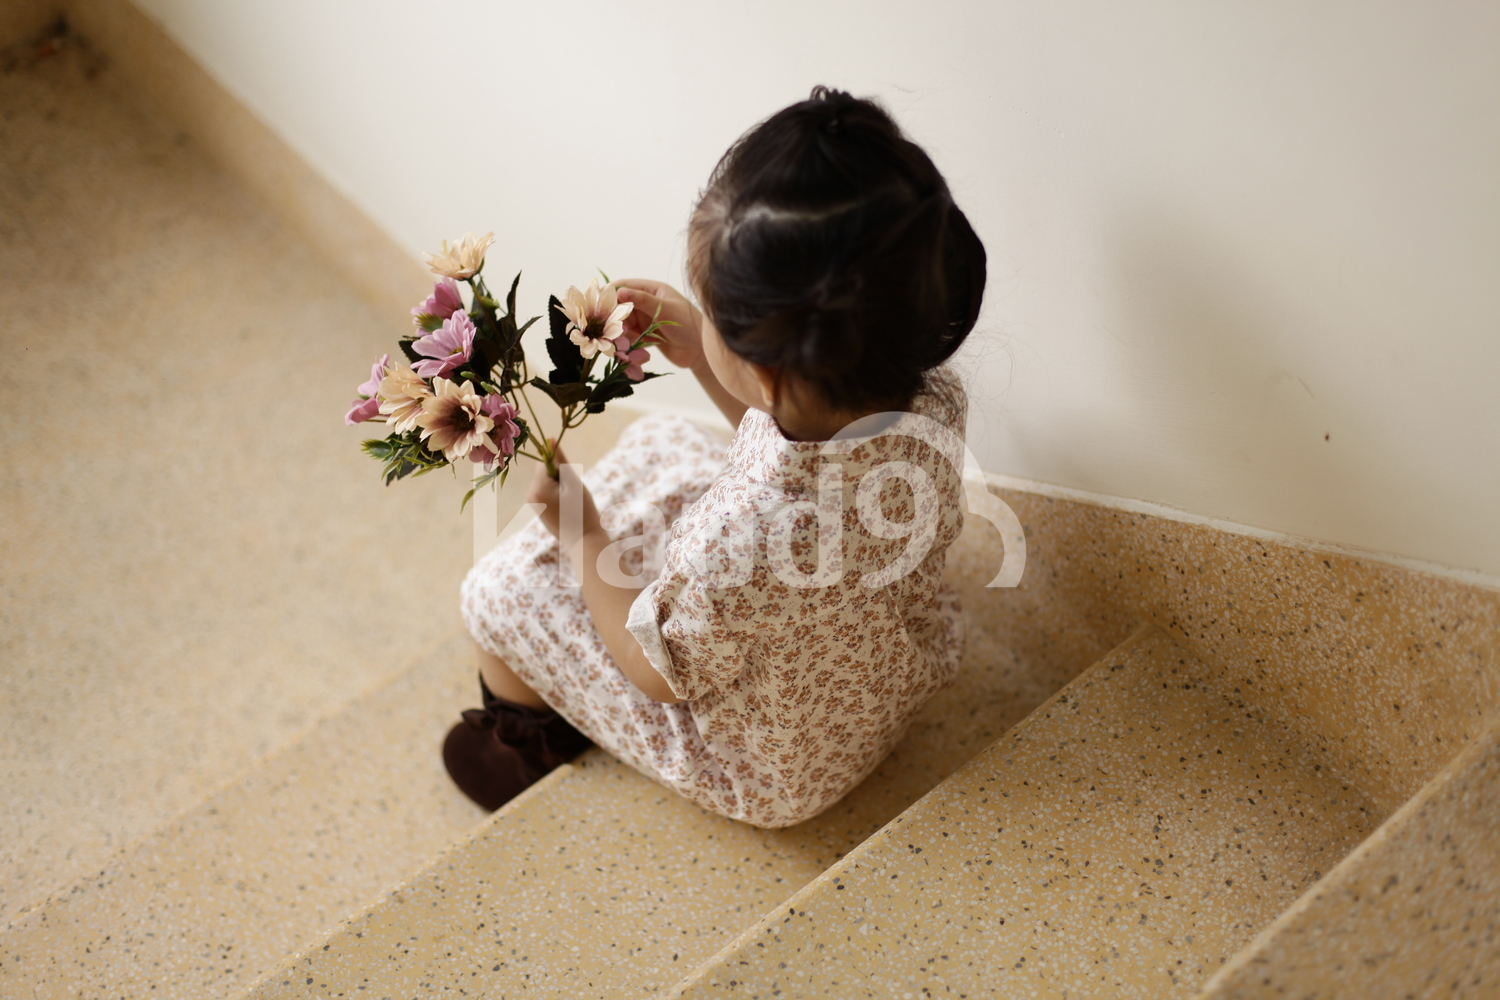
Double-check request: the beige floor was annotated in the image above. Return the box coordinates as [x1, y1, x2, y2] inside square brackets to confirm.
[0, 35, 470, 924]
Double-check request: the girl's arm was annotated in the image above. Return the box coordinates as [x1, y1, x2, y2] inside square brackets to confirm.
[615, 279, 748, 429]
[525, 447, 683, 704]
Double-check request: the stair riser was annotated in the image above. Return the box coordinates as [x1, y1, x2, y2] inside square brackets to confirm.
[973, 487, 1500, 814]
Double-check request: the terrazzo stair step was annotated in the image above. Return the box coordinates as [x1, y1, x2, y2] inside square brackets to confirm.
[0, 411, 636, 1000]
[220, 513, 1085, 1000]
[0, 634, 486, 1000]
[1197, 713, 1500, 999]
[230, 753, 837, 1000]
[666, 624, 1385, 999]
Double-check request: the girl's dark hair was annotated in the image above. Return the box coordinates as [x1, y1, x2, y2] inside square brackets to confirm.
[689, 86, 985, 414]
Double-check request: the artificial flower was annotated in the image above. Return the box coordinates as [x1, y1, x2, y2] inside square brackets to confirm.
[411, 277, 464, 326]
[416, 378, 496, 462]
[558, 279, 634, 359]
[412, 311, 476, 378]
[344, 353, 391, 424]
[377, 365, 430, 434]
[468, 395, 521, 467]
[345, 396, 382, 425]
[424, 231, 495, 280]
[615, 339, 651, 382]
[479, 394, 521, 460]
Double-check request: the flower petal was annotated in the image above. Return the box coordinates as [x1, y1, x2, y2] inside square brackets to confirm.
[345, 396, 382, 424]
[570, 329, 599, 357]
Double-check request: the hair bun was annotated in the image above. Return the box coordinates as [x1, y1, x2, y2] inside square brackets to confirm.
[808, 85, 853, 104]
[810, 270, 862, 312]
[799, 313, 861, 378]
[809, 86, 858, 137]
[688, 87, 986, 413]
[938, 202, 986, 352]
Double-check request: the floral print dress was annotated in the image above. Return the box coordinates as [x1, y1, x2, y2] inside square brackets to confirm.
[460, 383, 966, 828]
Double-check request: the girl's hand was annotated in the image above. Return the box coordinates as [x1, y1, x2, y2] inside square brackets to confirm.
[614, 279, 704, 370]
[525, 443, 602, 541]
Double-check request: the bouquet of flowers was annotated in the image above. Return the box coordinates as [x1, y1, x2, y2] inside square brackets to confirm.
[345, 232, 668, 508]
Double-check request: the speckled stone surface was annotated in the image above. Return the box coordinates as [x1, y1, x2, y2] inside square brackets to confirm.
[0, 635, 484, 998]
[237, 757, 825, 1000]
[0, 24, 468, 927]
[7, 7, 1500, 997]
[986, 487, 1500, 816]
[0, 406, 647, 1000]
[671, 625, 1384, 999]
[1200, 715, 1500, 999]
[62, 0, 435, 321]
[213, 507, 1080, 1000]
[57, 444, 1489, 1000]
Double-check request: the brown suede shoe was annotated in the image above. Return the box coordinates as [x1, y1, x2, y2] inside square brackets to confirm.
[442, 677, 593, 812]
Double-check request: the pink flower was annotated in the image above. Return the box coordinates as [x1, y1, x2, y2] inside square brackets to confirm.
[411, 277, 464, 327]
[346, 396, 382, 424]
[611, 337, 651, 382]
[412, 311, 476, 378]
[478, 395, 521, 462]
[377, 365, 430, 434]
[416, 378, 497, 462]
[558, 279, 633, 359]
[344, 353, 391, 424]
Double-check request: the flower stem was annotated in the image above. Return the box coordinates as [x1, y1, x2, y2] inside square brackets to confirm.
[513, 377, 553, 475]
[549, 420, 571, 477]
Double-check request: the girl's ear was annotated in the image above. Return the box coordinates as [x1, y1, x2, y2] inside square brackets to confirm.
[749, 362, 779, 409]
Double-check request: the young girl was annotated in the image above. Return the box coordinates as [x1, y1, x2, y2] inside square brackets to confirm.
[447, 86, 987, 828]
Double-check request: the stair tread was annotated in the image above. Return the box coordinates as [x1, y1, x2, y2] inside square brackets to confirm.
[1199, 716, 1500, 999]
[671, 625, 1383, 999]
[0, 413, 669, 1000]
[0, 19, 470, 929]
[0, 512, 1061, 1000]
[223, 513, 1074, 1000]
[0, 635, 483, 999]
[238, 756, 832, 999]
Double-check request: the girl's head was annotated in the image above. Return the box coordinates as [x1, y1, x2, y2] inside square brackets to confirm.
[689, 86, 986, 420]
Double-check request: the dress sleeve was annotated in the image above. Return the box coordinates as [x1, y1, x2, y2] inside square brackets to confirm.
[625, 514, 751, 702]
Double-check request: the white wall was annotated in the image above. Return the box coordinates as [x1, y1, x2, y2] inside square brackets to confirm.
[130, 0, 1500, 577]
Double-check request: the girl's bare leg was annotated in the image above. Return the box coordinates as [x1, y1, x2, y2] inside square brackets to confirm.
[475, 642, 549, 709]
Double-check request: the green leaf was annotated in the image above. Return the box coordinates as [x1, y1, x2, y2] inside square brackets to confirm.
[361, 437, 398, 461]
[506, 271, 521, 319]
[364, 429, 448, 486]
[545, 294, 584, 384]
[460, 463, 510, 513]
[528, 377, 592, 407]
[585, 376, 629, 413]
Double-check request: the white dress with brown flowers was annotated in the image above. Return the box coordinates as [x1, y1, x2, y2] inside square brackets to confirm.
[460, 384, 966, 829]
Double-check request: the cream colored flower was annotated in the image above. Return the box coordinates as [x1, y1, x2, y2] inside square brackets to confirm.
[377, 365, 430, 434]
[424, 231, 495, 280]
[415, 378, 495, 462]
[557, 279, 634, 358]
